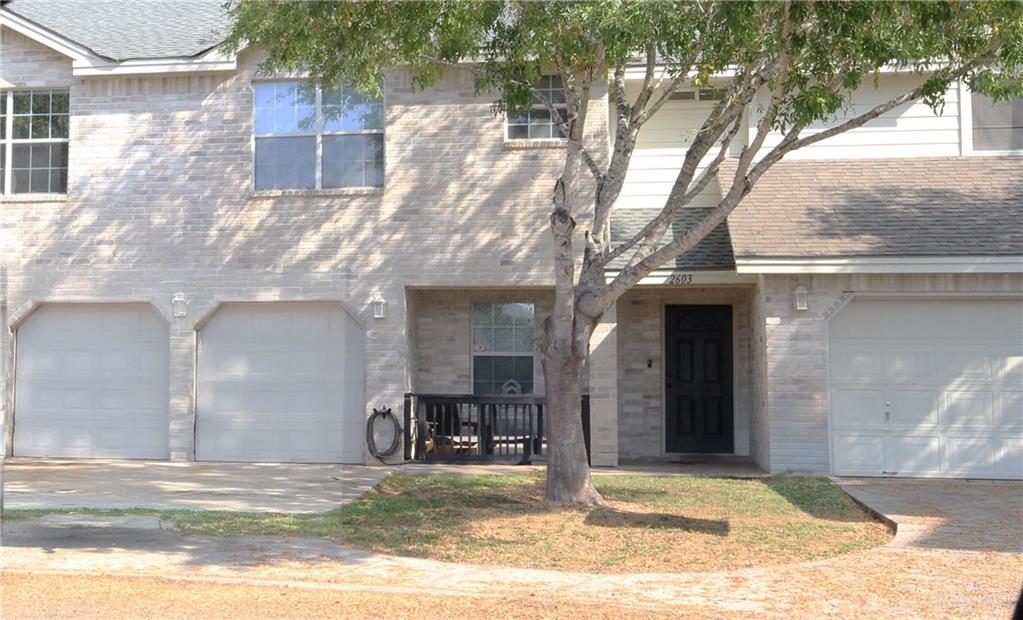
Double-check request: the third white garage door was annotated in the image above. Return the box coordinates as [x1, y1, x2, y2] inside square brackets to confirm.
[195, 302, 365, 463]
[830, 298, 1023, 479]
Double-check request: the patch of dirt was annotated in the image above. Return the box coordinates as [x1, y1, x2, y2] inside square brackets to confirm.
[1, 572, 678, 620]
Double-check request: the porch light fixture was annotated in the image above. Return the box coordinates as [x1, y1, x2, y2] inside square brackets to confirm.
[793, 284, 809, 311]
[171, 292, 188, 318]
[372, 298, 387, 319]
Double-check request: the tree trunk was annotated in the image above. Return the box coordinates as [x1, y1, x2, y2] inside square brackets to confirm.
[541, 307, 603, 505]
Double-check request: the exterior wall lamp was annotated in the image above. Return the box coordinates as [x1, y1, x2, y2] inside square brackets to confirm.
[793, 284, 809, 311]
[372, 298, 387, 319]
[171, 292, 188, 317]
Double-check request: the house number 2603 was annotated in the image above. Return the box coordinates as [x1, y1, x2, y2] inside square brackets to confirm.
[669, 273, 694, 285]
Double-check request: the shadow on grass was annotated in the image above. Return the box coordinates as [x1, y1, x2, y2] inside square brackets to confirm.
[758, 476, 869, 522]
[584, 507, 729, 536]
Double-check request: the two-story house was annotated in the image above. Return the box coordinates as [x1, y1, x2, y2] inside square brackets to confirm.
[1, 0, 1020, 479]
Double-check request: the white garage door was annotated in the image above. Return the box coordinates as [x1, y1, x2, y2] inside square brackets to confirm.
[196, 302, 365, 463]
[830, 298, 1023, 479]
[14, 304, 169, 459]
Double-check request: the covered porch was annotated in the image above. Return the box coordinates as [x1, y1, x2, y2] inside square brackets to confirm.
[405, 281, 767, 470]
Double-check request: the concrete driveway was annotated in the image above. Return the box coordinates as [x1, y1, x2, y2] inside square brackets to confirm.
[838, 477, 1023, 552]
[1, 458, 391, 513]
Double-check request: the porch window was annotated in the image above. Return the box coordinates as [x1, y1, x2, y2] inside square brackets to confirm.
[471, 302, 534, 395]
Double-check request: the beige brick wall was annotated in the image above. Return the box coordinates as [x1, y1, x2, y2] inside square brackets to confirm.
[0, 34, 609, 462]
[761, 273, 1023, 474]
[615, 286, 754, 460]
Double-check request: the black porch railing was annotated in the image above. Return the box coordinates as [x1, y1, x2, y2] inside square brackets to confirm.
[403, 393, 590, 465]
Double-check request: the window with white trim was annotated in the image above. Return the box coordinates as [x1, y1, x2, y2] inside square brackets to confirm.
[1, 89, 70, 194]
[471, 302, 535, 395]
[253, 80, 384, 190]
[506, 76, 567, 140]
[971, 93, 1023, 152]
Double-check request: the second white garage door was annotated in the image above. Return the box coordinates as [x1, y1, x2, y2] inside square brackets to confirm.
[196, 302, 365, 463]
[830, 298, 1022, 479]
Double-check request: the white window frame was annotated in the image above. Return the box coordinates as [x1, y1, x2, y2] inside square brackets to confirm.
[959, 81, 1023, 157]
[668, 88, 723, 103]
[1, 88, 71, 195]
[505, 76, 569, 141]
[251, 80, 385, 191]
[470, 301, 536, 395]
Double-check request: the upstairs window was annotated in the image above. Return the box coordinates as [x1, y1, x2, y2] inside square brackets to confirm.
[471, 302, 535, 395]
[1, 89, 70, 194]
[971, 93, 1023, 152]
[253, 81, 384, 190]
[507, 76, 567, 140]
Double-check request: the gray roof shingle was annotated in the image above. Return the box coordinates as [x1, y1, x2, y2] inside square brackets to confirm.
[609, 209, 736, 271]
[724, 157, 1023, 259]
[5, 0, 231, 60]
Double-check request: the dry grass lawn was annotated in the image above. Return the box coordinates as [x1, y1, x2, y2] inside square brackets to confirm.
[325, 474, 891, 572]
[8, 473, 886, 574]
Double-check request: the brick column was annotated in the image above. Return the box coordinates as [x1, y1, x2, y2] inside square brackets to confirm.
[362, 284, 409, 465]
[587, 303, 619, 467]
[167, 317, 195, 461]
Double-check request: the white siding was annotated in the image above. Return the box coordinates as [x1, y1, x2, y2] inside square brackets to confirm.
[755, 73, 961, 159]
[617, 74, 962, 211]
[616, 84, 736, 210]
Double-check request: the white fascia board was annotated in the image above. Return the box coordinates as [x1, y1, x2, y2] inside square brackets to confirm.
[735, 256, 1023, 274]
[604, 269, 757, 286]
[73, 51, 237, 76]
[1, 8, 236, 77]
[622, 62, 927, 82]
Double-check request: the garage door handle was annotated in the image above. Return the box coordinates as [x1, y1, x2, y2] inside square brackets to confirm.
[882, 470, 898, 476]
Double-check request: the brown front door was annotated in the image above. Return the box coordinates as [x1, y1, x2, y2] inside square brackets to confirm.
[665, 305, 734, 454]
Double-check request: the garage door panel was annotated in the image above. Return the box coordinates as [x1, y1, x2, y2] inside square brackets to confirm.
[996, 439, 1023, 478]
[881, 303, 935, 338]
[830, 298, 1022, 480]
[943, 391, 994, 427]
[888, 390, 940, 428]
[832, 433, 884, 474]
[987, 301, 1023, 335]
[938, 345, 994, 381]
[885, 343, 936, 381]
[946, 436, 997, 475]
[886, 436, 941, 475]
[196, 302, 364, 463]
[996, 346, 1023, 381]
[832, 390, 885, 429]
[930, 303, 991, 339]
[830, 342, 883, 382]
[829, 302, 884, 338]
[999, 392, 1023, 429]
[14, 304, 170, 459]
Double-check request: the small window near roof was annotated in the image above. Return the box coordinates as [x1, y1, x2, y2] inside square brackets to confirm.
[971, 93, 1023, 151]
[506, 76, 567, 140]
[253, 80, 384, 190]
[1, 89, 70, 194]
